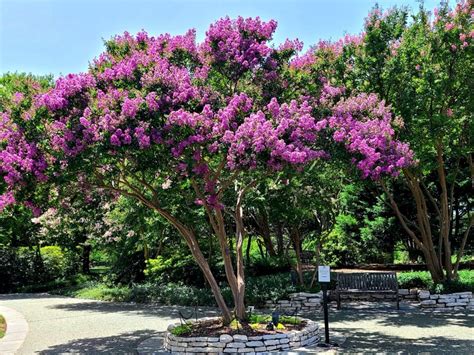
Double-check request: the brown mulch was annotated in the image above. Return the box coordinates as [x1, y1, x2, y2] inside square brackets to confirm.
[182, 318, 306, 337]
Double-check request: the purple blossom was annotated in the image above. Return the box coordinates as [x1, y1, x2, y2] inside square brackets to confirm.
[0, 191, 15, 211]
[12, 92, 25, 104]
[121, 97, 144, 118]
[203, 16, 277, 78]
[0, 16, 416, 213]
[329, 93, 414, 179]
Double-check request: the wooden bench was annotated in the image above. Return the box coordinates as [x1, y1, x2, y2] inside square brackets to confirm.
[300, 251, 315, 264]
[335, 272, 399, 310]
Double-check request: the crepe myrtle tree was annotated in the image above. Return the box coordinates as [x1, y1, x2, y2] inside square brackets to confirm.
[0, 17, 413, 322]
[293, 1, 473, 282]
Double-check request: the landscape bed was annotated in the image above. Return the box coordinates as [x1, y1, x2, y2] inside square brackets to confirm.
[164, 316, 320, 353]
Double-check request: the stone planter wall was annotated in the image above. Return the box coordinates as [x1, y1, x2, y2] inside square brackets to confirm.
[264, 290, 474, 313]
[397, 288, 419, 300]
[264, 292, 323, 313]
[164, 317, 320, 354]
[418, 291, 473, 311]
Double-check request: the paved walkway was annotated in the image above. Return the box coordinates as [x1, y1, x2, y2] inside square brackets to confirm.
[0, 293, 217, 354]
[310, 302, 474, 353]
[0, 295, 473, 354]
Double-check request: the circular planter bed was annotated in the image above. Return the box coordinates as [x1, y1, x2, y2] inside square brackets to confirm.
[164, 316, 320, 354]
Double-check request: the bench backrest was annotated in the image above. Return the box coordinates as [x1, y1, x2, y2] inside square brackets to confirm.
[336, 272, 398, 291]
[300, 251, 315, 264]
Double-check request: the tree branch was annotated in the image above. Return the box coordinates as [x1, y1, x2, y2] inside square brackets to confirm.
[380, 179, 425, 250]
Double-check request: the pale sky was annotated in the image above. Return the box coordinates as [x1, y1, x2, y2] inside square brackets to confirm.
[0, 0, 441, 77]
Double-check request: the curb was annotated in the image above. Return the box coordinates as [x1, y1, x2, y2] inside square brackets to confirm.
[0, 305, 29, 354]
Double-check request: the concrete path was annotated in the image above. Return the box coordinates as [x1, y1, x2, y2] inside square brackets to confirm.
[0, 295, 473, 354]
[0, 293, 218, 354]
[309, 302, 474, 353]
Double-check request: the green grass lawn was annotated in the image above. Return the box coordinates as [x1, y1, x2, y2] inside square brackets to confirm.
[0, 314, 6, 338]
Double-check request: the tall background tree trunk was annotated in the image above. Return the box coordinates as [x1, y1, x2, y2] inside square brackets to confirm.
[82, 244, 91, 274]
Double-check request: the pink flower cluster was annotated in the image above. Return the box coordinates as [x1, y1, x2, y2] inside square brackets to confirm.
[432, 0, 472, 51]
[0, 113, 48, 209]
[36, 73, 96, 111]
[290, 33, 365, 70]
[329, 94, 414, 179]
[0, 16, 416, 213]
[225, 98, 328, 170]
[165, 93, 253, 159]
[290, 50, 317, 70]
[203, 16, 277, 77]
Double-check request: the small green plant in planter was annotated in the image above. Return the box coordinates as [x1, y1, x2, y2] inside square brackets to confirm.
[170, 323, 192, 336]
[249, 314, 271, 324]
[280, 315, 302, 325]
[250, 323, 260, 330]
[248, 314, 302, 326]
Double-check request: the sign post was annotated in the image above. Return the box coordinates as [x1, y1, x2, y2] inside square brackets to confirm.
[318, 265, 331, 345]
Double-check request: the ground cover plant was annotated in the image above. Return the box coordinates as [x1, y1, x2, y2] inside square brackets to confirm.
[48, 269, 474, 308]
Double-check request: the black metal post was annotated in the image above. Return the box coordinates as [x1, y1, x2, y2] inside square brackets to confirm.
[322, 282, 329, 344]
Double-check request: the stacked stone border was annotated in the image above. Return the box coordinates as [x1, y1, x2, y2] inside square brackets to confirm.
[164, 317, 319, 354]
[265, 292, 323, 313]
[264, 290, 474, 313]
[0, 305, 29, 354]
[418, 290, 474, 311]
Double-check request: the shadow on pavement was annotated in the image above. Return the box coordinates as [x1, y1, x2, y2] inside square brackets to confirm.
[376, 310, 474, 328]
[338, 327, 474, 354]
[309, 302, 474, 328]
[48, 301, 220, 319]
[38, 329, 162, 354]
[0, 293, 61, 300]
[0, 292, 220, 320]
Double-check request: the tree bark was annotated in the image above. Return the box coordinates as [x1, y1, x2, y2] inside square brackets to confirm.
[97, 173, 235, 323]
[254, 208, 276, 256]
[290, 227, 305, 286]
[82, 244, 91, 274]
[214, 208, 241, 318]
[234, 188, 247, 320]
[157, 207, 233, 324]
[436, 143, 453, 280]
[276, 222, 284, 254]
[381, 178, 445, 283]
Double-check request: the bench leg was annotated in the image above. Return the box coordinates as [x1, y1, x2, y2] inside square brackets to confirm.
[337, 293, 341, 310]
[397, 295, 400, 310]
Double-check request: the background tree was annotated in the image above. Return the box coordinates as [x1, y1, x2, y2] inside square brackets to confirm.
[296, 1, 473, 282]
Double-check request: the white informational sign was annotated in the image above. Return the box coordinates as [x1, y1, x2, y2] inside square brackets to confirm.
[318, 265, 331, 282]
